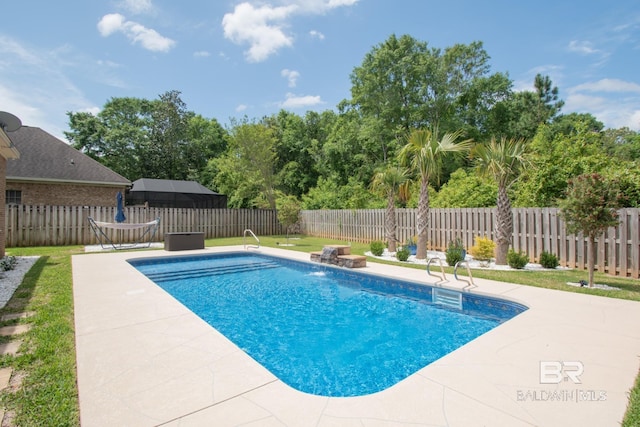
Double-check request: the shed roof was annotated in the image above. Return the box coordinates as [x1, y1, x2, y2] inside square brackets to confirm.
[130, 178, 219, 195]
[5, 126, 130, 186]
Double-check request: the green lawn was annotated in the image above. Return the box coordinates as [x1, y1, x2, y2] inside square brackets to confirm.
[1, 237, 639, 426]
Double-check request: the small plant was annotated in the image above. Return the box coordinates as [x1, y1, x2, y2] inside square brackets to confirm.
[370, 240, 385, 256]
[445, 238, 466, 266]
[507, 249, 528, 269]
[539, 251, 559, 269]
[0, 256, 17, 271]
[470, 235, 495, 266]
[396, 246, 410, 261]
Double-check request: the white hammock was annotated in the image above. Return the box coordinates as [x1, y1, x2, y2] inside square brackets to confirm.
[88, 217, 161, 250]
[91, 219, 159, 230]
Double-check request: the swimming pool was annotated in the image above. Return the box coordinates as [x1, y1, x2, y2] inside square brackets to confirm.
[130, 252, 527, 397]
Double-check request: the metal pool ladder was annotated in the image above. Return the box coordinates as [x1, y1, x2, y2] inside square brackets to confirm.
[243, 229, 260, 249]
[454, 260, 476, 290]
[426, 257, 448, 284]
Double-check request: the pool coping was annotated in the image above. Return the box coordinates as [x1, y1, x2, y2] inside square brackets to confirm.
[72, 246, 640, 426]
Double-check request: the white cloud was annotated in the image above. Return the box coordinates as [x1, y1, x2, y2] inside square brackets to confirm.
[194, 51, 211, 58]
[97, 13, 126, 37]
[569, 78, 640, 94]
[295, 0, 359, 13]
[281, 69, 300, 87]
[309, 30, 325, 40]
[222, 3, 296, 62]
[565, 79, 640, 130]
[119, 0, 153, 14]
[236, 104, 248, 112]
[628, 111, 640, 130]
[568, 40, 600, 55]
[222, 0, 358, 62]
[0, 36, 100, 140]
[97, 13, 175, 52]
[280, 93, 323, 109]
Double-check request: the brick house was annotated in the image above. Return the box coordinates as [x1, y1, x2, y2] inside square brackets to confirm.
[5, 126, 130, 207]
[0, 122, 21, 257]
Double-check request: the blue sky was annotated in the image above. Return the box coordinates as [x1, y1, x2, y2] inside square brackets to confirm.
[1, 0, 639, 140]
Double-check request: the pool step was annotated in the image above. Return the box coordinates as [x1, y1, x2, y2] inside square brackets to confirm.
[145, 261, 281, 282]
[432, 288, 462, 310]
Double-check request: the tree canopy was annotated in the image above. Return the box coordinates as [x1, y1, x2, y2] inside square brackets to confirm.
[66, 91, 226, 183]
[63, 34, 639, 215]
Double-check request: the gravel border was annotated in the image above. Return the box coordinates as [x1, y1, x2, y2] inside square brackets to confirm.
[366, 249, 570, 271]
[0, 256, 40, 309]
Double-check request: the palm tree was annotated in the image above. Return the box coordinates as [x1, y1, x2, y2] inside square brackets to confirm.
[398, 128, 473, 259]
[370, 165, 409, 253]
[473, 137, 528, 265]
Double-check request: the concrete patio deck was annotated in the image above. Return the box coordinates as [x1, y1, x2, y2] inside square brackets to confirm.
[72, 246, 640, 426]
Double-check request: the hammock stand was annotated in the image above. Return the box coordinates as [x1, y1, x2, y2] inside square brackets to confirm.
[88, 217, 161, 250]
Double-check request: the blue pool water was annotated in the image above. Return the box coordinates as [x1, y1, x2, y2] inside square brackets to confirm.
[130, 252, 527, 397]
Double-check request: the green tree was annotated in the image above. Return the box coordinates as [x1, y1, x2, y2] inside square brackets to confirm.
[533, 74, 565, 122]
[211, 118, 278, 209]
[603, 127, 640, 161]
[487, 74, 564, 140]
[349, 35, 510, 146]
[398, 128, 473, 259]
[472, 137, 528, 265]
[317, 108, 374, 186]
[431, 168, 496, 208]
[276, 194, 302, 244]
[370, 165, 410, 252]
[66, 97, 153, 180]
[66, 91, 220, 182]
[603, 166, 640, 208]
[514, 115, 610, 207]
[349, 34, 427, 142]
[301, 176, 343, 209]
[267, 110, 332, 198]
[144, 90, 192, 180]
[185, 114, 228, 183]
[559, 173, 624, 287]
[301, 175, 376, 210]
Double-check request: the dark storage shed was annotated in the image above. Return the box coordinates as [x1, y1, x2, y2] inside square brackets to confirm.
[126, 178, 227, 209]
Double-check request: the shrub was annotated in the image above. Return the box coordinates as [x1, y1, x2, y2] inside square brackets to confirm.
[370, 240, 385, 256]
[507, 249, 528, 269]
[396, 246, 410, 261]
[0, 256, 17, 271]
[470, 236, 495, 263]
[539, 251, 559, 269]
[445, 238, 466, 266]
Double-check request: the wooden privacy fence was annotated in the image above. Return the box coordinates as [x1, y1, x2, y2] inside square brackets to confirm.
[5, 205, 283, 247]
[300, 208, 640, 278]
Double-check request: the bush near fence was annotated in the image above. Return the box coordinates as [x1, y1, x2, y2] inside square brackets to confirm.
[299, 208, 640, 279]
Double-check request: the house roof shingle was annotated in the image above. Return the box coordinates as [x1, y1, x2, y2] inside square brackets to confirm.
[5, 126, 130, 186]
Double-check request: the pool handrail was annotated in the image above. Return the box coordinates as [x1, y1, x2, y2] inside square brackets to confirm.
[243, 229, 260, 249]
[426, 257, 448, 284]
[454, 260, 476, 290]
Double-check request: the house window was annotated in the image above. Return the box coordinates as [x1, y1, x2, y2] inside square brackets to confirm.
[6, 190, 21, 205]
